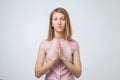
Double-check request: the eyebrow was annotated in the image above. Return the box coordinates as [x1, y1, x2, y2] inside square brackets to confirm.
[52, 16, 65, 18]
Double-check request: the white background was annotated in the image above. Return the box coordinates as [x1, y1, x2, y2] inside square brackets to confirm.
[0, 0, 120, 80]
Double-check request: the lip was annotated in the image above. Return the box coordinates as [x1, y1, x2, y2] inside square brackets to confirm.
[57, 26, 62, 29]
[57, 26, 62, 27]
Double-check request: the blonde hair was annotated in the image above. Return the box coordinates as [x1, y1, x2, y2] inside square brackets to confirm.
[47, 7, 73, 41]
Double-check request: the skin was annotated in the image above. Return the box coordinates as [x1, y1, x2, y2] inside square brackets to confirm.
[35, 12, 82, 78]
[52, 12, 66, 39]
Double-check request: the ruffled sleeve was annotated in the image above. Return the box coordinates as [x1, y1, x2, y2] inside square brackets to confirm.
[71, 40, 79, 52]
[39, 40, 48, 52]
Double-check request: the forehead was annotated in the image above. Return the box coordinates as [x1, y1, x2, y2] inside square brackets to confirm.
[52, 12, 65, 17]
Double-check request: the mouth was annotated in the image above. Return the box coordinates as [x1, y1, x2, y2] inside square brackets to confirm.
[57, 26, 62, 28]
[57, 27, 63, 29]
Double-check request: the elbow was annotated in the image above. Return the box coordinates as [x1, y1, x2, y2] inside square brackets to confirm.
[35, 69, 41, 78]
[35, 73, 40, 78]
[75, 69, 82, 78]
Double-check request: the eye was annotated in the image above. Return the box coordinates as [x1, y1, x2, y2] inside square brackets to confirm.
[53, 18, 57, 20]
[61, 18, 65, 20]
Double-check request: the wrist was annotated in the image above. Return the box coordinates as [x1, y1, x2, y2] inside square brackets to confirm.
[52, 57, 58, 63]
[61, 56, 66, 61]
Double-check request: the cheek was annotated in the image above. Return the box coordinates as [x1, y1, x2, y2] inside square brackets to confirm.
[52, 21, 55, 26]
[52, 21, 57, 26]
[64, 22, 66, 25]
[63, 22, 66, 27]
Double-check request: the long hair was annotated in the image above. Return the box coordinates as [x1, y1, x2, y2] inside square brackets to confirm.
[47, 7, 73, 41]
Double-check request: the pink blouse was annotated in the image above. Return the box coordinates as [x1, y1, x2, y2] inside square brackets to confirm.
[39, 38, 79, 80]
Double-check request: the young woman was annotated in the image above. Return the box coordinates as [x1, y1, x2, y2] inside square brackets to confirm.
[35, 7, 82, 80]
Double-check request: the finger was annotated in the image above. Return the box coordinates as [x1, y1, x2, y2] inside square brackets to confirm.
[57, 40, 61, 48]
[58, 42, 60, 48]
[57, 42, 59, 49]
[56, 40, 59, 49]
[57, 44, 60, 51]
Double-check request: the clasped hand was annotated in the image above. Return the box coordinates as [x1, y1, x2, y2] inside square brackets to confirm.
[52, 40, 66, 62]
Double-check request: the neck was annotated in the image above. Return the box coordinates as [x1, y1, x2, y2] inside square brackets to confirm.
[54, 31, 64, 39]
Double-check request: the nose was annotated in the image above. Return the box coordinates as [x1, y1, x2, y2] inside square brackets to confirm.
[58, 19, 61, 24]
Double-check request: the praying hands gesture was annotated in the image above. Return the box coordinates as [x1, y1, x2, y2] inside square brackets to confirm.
[52, 40, 81, 77]
[35, 40, 81, 78]
[52, 40, 66, 62]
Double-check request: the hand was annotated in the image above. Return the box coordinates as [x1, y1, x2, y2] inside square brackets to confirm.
[51, 40, 59, 62]
[57, 41, 66, 61]
[52, 48, 59, 62]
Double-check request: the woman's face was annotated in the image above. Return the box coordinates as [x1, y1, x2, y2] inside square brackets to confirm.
[52, 12, 66, 32]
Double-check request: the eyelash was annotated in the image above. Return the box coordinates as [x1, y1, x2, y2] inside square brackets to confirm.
[53, 18, 65, 20]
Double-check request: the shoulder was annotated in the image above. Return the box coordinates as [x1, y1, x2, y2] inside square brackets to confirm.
[69, 39, 79, 45]
[39, 39, 50, 51]
[69, 39, 79, 52]
[40, 39, 49, 45]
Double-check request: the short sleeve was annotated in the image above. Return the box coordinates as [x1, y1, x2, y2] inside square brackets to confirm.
[39, 40, 48, 51]
[71, 40, 79, 52]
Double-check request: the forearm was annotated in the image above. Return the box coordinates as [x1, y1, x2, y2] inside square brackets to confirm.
[35, 59, 56, 78]
[62, 57, 82, 78]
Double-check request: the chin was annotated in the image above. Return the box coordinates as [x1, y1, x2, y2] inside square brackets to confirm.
[57, 30, 64, 32]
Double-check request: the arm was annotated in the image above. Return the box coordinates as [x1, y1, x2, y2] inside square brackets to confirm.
[57, 43, 82, 78]
[57, 42, 82, 78]
[34, 48, 58, 78]
[61, 49, 82, 78]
